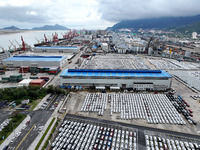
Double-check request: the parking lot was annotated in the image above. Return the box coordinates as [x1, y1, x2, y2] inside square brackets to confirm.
[81, 93, 186, 125]
[52, 116, 138, 150]
[64, 91, 200, 135]
[144, 131, 200, 150]
[169, 70, 200, 91]
[148, 58, 199, 70]
[79, 54, 151, 70]
[0, 111, 12, 125]
[51, 114, 200, 150]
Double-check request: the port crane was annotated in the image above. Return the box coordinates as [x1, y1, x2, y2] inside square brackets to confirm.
[52, 32, 59, 43]
[44, 34, 48, 44]
[35, 38, 40, 44]
[21, 36, 27, 51]
[9, 40, 17, 51]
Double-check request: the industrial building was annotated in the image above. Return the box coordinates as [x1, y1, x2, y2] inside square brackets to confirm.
[33, 46, 80, 53]
[60, 69, 172, 91]
[0, 51, 10, 64]
[3, 55, 68, 68]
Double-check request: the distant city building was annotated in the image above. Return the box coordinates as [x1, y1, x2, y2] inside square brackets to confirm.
[192, 32, 197, 39]
[0, 51, 10, 64]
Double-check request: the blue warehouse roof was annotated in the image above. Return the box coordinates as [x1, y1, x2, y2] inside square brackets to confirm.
[60, 69, 172, 78]
[34, 46, 78, 50]
[4, 55, 66, 62]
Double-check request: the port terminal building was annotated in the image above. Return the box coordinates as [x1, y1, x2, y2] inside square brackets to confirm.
[60, 69, 172, 91]
[33, 46, 80, 53]
[3, 55, 68, 68]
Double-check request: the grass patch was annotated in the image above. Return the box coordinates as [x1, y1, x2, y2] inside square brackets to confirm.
[0, 113, 26, 145]
[35, 118, 55, 150]
[28, 99, 40, 111]
[41, 119, 59, 150]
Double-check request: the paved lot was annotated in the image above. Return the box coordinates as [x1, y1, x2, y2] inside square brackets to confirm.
[64, 91, 200, 135]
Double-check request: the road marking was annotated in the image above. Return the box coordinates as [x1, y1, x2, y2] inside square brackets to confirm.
[15, 124, 36, 150]
[46, 94, 57, 110]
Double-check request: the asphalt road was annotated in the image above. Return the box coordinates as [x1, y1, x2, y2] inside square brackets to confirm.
[8, 94, 61, 150]
[8, 110, 52, 150]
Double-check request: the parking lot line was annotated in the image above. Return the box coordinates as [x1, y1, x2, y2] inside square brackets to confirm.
[15, 123, 36, 150]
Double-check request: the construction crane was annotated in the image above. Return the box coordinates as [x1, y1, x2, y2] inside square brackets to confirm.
[21, 36, 27, 51]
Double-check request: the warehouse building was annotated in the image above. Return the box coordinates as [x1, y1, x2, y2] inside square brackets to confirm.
[33, 46, 80, 53]
[3, 55, 67, 68]
[60, 69, 172, 91]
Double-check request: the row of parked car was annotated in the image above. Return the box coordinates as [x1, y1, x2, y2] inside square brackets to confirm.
[81, 93, 108, 116]
[166, 94, 197, 125]
[81, 93, 186, 125]
[145, 134, 200, 150]
[51, 118, 137, 150]
[0, 118, 11, 132]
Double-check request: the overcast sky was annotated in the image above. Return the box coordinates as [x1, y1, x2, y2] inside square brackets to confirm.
[0, 0, 200, 29]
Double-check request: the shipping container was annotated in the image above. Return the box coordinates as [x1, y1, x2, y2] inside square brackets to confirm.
[30, 76, 39, 79]
[29, 79, 46, 87]
[2, 76, 10, 81]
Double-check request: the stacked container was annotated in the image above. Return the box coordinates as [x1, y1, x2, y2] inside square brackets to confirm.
[40, 76, 50, 82]
[19, 66, 30, 73]
[10, 74, 22, 82]
[43, 67, 50, 73]
[1, 76, 10, 82]
[30, 76, 39, 79]
[49, 67, 60, 75]
[29, 79, 46, 87]
[0, 70, 5, 75]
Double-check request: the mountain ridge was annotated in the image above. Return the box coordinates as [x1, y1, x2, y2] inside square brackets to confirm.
[109, 14, 200, 31]
[32, 24, 69, 30]
[1, 26, 20, 30]
[0, 24, 69, 30]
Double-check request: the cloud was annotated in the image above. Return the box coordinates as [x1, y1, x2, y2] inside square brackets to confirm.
[0, 0, 115, 29]
[1, 0, 198, 29]
[98, 0, 200, 22]
[25, 11, 37, 16]
[0, 6, 49, 23]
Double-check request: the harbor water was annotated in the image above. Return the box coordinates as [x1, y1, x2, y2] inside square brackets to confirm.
[0, 30, 67, 52]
